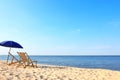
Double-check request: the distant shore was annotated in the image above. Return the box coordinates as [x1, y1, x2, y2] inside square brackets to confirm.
[0, 60, 120, 80]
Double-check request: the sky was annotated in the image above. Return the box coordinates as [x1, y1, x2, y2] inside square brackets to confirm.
[0, 0, 120, 55]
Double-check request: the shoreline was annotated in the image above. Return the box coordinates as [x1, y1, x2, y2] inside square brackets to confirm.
[4, 59, 120, 72]
[0, 55, 120, 71]
[0, 60, 120, 80]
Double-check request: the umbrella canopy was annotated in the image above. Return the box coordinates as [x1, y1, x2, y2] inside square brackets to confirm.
[0, 41, 23, 49]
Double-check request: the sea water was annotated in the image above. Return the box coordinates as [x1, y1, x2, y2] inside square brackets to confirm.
[0, 55, 120, 71]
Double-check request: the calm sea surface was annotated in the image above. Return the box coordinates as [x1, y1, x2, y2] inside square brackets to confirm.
[0, 55, 120, 71]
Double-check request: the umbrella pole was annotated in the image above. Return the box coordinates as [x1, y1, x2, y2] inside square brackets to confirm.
[7, 54, 9, 63]
[9, 48, 11, 52]
[7, 48, 11, 63]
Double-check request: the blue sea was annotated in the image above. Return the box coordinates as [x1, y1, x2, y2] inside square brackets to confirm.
[0, 55, 120, 71]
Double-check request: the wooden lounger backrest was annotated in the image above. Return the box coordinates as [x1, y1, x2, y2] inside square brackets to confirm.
[17, 52, 29, 62]
[8, 52, 19, 61]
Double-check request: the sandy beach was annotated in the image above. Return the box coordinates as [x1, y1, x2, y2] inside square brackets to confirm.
[0, 61, 120, 80]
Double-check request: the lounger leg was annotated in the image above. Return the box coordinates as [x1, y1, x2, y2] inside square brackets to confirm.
[7, 54, 9, 63]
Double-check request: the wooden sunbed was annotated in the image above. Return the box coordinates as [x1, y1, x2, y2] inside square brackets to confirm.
[17, 52, 37, 68]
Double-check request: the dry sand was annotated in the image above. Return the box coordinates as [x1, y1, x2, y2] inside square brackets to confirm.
[0, 61, 120, 80]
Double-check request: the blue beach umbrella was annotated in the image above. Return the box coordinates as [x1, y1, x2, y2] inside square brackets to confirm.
[0, 40, 23, 62]
[0, 41, 23, 51]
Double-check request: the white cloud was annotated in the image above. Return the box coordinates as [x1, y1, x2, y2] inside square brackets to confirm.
[108, 21, 120, 27]
[94, 45, 112, 49]
[71, 29, 81, 33]
[76, 29, 80, 32]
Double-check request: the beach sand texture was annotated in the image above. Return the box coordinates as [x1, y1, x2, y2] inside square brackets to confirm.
[0, 61, 120, 80]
